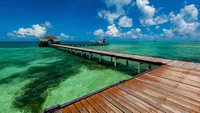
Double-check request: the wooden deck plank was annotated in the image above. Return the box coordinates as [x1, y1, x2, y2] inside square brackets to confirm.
[91, 94, 115, 113]
[62, 106, 71, 113]
[148, 70, 200, 88]
[74, 102, 89, 113]
[117, 84, 178, 113]
[80, 99, 97, 113]
[128, 78, 200, 107]
[125, 79, 200, 112]
[100, 92, 134, 113]
[85, 97, 106, 113]
[118, 84, 188, 113]
[145, 72, 200, 92]
[96, 94, 122, 113]
[112, 87, 165, 113]
[137, 74, 200, 100]
[135, 77, 200, 103]
[68, 104, 80, 113]
[165, 65, 200, 74]
[190, 70, 200, 76]
[149, 67, 200, 83]
[109, 87, 150, 113]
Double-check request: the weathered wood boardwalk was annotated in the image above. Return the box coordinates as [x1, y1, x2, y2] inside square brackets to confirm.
[44, 44, 200, 113]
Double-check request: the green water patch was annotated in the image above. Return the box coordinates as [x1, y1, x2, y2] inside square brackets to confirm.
[0, 78, 32, 113]
[11, 57, 81, 113]
[11, 52, 123, 113]
[43, 66, 131, 109]
[0, 57, 61, 82]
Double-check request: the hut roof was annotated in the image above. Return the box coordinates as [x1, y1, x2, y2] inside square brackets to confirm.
[40, 36, 60, 41]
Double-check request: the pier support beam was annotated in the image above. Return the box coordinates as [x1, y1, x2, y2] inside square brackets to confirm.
[99, 55, 102, 63]
[126, 60, 129, 66]
[111, 57, 113, 63]
[81, 51, 83, 56]
[114, 58, 117, 67]
[149, 64, 152, 69]
[89, 53, 92, 59]
[138, 63, 141, 74]
[84, 52, 86, 56]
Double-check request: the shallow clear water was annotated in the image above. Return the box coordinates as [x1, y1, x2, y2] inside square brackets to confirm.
[0, 41, 199, 113]
[84, 42, 200, 62]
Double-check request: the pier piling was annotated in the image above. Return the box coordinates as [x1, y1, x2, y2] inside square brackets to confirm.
[126, 60, 129, 66]
[149, 64, 152, 69]
[138, 62, 141, 74]
[99, 55, 102, 63]
[114, 58, 117, 67]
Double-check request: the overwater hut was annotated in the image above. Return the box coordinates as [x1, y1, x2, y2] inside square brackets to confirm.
[38, 36, 60, 47]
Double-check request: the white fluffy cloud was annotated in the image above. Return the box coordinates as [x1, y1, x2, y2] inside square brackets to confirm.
[136, 0, 168, 26]
[167, 4, 200, 36]
[98, 0, 132, 24]
[58, 33, 74, 39]
[162, 29, 174, 38]
[42, 21, 53, 28]
[7, 21, 55, 38]
[118, 16, 133, 27]
[105, 24, 120, 37]
[94, 24, 146, 39]
[93, 29, 104, 37]
[122, 28, 143, 39]
[98, 10, 125, 24]
[8, 24, 47, 38]
[94, 24, 120, 37]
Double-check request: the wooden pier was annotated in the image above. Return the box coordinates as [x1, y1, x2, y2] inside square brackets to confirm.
[44, 44, 200, 113]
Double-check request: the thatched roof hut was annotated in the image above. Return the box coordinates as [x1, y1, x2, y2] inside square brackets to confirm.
[38, 36, 60, 47]
[40, 36, 60, 41]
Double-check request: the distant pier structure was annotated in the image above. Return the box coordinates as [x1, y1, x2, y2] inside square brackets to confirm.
[38, 36, 60, 47]
[39, 36, 109, 47]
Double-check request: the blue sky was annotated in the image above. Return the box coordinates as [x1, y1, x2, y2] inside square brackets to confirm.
[0, 0, 200, 41]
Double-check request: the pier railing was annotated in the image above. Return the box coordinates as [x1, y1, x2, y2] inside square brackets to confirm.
[50, 44, 166, 74]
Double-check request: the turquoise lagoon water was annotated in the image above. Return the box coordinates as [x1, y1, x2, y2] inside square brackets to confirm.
[0, 42, 199, 113]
